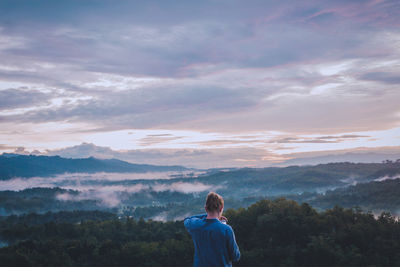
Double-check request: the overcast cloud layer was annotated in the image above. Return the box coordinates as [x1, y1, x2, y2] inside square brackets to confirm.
[0, 0, 399, 167]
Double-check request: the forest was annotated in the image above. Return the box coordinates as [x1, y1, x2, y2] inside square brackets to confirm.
[0, 198, 400, 267]
[1, 156, 400, 266]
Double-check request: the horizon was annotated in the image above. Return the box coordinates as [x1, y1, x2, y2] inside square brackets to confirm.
[0, 0, 399, 168]
[2, 146, 400, 169]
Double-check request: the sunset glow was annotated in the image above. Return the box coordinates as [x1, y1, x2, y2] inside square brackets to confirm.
[0, 0, 399, 167]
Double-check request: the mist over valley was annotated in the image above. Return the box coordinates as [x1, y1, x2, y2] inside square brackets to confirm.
[1, 154, 399, 220]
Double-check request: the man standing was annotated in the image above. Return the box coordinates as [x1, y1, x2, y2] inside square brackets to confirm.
[184, 192, 240, 267]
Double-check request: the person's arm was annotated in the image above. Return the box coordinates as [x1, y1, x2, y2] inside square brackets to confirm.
[227, 227, 240, 262]
[183, 213, 207, 232]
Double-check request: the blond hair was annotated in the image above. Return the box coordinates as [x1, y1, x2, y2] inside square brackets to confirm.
[205, 192, 224, 213]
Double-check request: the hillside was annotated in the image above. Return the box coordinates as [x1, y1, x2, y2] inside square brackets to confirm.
[181, 161, 400, 197]
[0, 154, 188, 180]
[1, 160, 400, 218]
[308, 178, 400, 213]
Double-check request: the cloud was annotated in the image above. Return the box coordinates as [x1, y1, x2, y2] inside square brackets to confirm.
[138, 135, 185, 146]
[55, 184, 150, 207]
[194, 139, 263, 146]
[2, 58, 399, 134]
[269, 134, 371, 144]
[361, 72, 400, 84]
[0, 177, 56, 191]
[0, 0, 399, 166]
[0, 88, 51, 109]
[0, 144, 20, 150]
[1, 84, 259, 129]
[1, 1, 399, 77]
[318, 135, 370, 139]
[151, 182, 221, 194]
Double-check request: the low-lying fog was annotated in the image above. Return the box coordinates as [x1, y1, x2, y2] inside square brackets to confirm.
[55, 182, 221, 207]
[0, 171, 219, 207]
[0, 171, 206, 190]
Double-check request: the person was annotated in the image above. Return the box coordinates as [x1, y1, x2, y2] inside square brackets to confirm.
[184, 192, 240, 267]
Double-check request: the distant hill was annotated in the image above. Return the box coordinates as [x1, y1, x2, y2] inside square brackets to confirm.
[280, 151, 400, 166]
[307, 178, 400, 214]
[181, 161, 400, 198]
[0, 154, 188, 180]
[1, 161, 400, 217]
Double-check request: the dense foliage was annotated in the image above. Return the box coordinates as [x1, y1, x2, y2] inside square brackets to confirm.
[226, 199, 400, 267]
[0, 210, 117, 226]
[0, 199, 399, 267]
[0, 188, 105, 215]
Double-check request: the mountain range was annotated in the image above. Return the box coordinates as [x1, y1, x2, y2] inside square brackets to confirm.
[0, 154, 188, 180]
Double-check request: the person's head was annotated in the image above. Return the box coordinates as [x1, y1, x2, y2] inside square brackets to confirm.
[205, 192, 224, 216]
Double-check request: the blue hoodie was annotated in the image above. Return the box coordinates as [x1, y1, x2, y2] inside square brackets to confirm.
[184, 214, 241, 267]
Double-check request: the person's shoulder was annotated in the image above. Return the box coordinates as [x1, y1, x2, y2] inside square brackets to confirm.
[184, 214, 207, 223]
[184, 214, 207, 231]
[216, 221, 234, 233]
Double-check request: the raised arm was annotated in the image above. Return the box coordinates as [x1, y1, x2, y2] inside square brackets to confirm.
[183, 213, 207, 232]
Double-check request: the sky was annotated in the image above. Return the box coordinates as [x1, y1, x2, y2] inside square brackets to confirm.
[0, 0, 399, 168]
